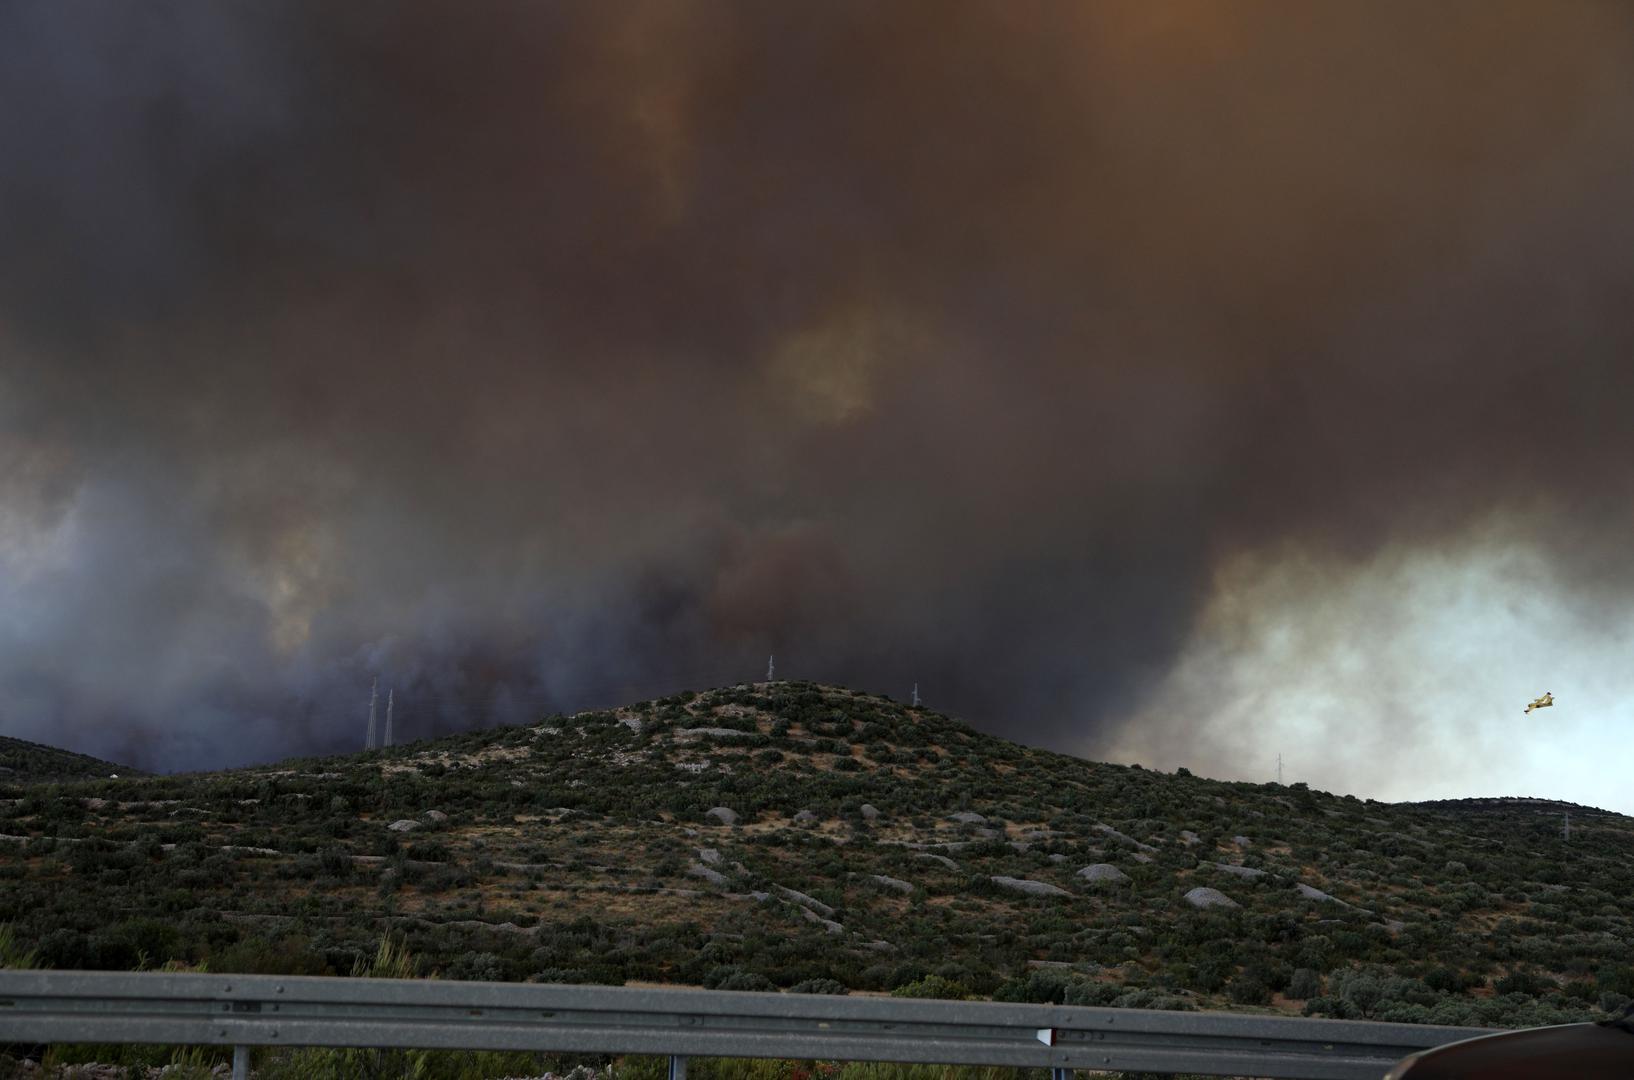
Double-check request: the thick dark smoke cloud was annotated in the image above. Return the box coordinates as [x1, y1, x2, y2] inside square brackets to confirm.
[3, 2, 1634, 774]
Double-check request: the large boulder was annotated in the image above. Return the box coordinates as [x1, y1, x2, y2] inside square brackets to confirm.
[1094, 824, 1158, 852]
[948, 811, 987, 825]
[773, 885, 836, 917]
[687, 862, 727, 887]
[992, 876, 1071, 898]
[386, 819, 420, 832]
[869, 874, 913, 894]
[705, 807, 738, 826]
[860, 804, 881, 821]
[1210, 862, 1268, 880]
[1294, 882, 1348, 905]
[1076, 863, 1131, 885]
[1183, 886, 1239, 910]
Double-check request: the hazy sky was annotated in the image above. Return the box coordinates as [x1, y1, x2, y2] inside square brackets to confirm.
[2, 2, 1633, 812]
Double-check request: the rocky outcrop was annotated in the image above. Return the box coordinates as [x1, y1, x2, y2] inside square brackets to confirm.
[1183, 886, 1239, 910]
[773, 885, 835, 917]
[992, 875, 1071, 897]
[1209, 862, 1268, 880]
[687, 862, 727, 886]
[1095, 824, 1158, 852]
[869, 874, 913, 893]
[1076, 863, 1131, 885]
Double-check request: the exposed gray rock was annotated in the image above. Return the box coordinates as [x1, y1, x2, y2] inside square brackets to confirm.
[948, 811, 987, 824]
[1183, 887, 1239, 910]
[619, 716, 643, 733]
[801, 907, 844, 934]
[1210, 862, 1268, 880]
[1294, 882, 1348, 905]
[1179, 830, 1202, 846]
[1232, 835, 1252, 847]
[697, 848, 721, 865]
[860, 804, 881, 821]
[1048, 853, 1067, 863]
[705, 807, 738, 826]
[1131, 852, 1153, 863]
[386, 819, 420, 832]
[773, 885, 835, 917]
[869, 874, 913, 893]
[1076, 863, 1131, 885]
[1094, 824, 1158, 852]
[915, 852, 959, 870]
[680, 727, 756, 739]
[687, 862, 727, 886]
[423, 810, 448, 823]
[793, 809, 819, 824]
[991, 875, 1071, 898]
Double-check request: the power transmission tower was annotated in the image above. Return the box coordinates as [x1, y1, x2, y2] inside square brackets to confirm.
[384, 688, 395, 749]
[365, 677, 378, 750]
[912, 683, 920, 707]
[767, 655, 775, 682]
[1277, 753, 1283, 786]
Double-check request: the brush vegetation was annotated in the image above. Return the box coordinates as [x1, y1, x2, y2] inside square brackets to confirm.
[2, 681, 1631, 1055]
[0, 735, 142, 784]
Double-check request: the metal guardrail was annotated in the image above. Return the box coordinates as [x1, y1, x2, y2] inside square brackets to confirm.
[0, 971, 1496, 1080]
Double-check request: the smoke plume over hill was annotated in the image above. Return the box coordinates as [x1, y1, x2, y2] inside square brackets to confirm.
[2, 2, 1633, 804]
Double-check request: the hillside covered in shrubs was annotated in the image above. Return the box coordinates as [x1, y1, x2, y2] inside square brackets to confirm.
[2, 681, 1631, 1031]
[0, 735, 141, 784]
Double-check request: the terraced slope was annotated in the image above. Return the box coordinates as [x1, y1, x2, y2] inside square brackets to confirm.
[1, 682, 1630, 1030]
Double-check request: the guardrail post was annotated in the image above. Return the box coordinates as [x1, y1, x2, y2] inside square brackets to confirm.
[668, 1055, 687, 1080]
[1051, 1068, 1072, 1080]
[233, 1044, 249, 1080]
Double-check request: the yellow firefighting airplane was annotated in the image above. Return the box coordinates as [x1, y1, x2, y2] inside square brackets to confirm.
[1524, 692, 1553, 714]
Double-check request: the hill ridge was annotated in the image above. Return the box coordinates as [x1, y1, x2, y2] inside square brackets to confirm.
[2, 681, 1630, 1030]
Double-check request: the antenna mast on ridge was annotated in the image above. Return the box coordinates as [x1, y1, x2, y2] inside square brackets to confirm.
[912, 683, 920, 707]
[384, 688, 395, 749]
[1277, 753, 1283, 786]
[1563, 811, 1571, 843]
[366, 677, 378, 750]
[767, 655, 775, 682]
